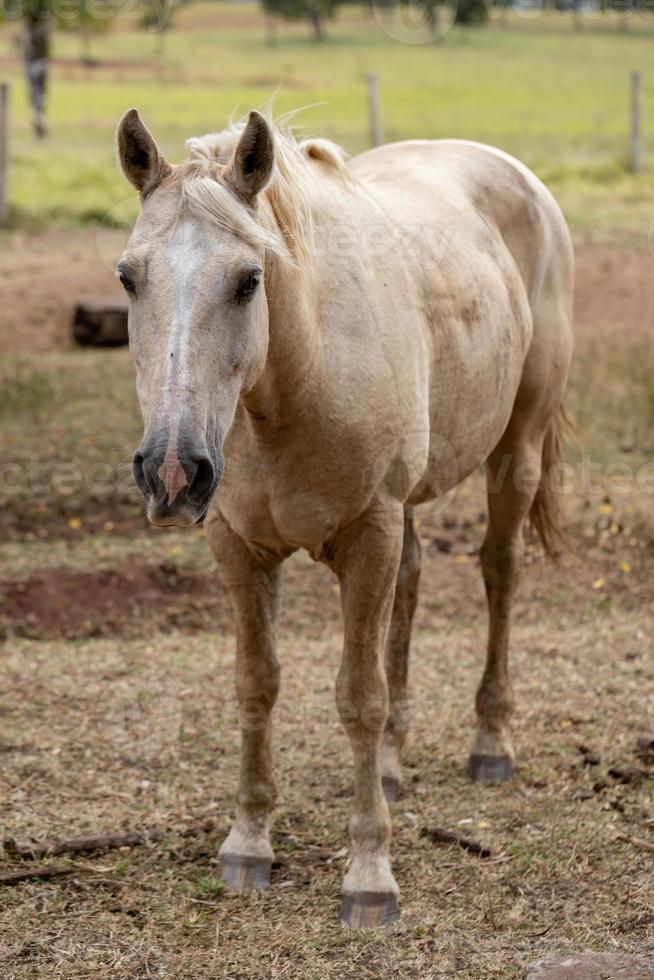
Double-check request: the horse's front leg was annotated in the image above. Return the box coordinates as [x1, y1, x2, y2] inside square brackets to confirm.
[332, 499, 404, 928]
[206, 510, 283, 892]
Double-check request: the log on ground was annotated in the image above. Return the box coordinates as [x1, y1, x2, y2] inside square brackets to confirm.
[72, 300, 128, 347]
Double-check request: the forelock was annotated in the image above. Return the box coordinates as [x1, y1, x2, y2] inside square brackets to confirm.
[178, 115, 352, 266]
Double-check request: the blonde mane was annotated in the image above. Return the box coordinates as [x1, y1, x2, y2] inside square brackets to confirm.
[180, 115, 351, 266]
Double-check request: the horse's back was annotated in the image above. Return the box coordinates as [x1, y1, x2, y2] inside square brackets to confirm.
[351, 138, 572, 309]
[350, 138, 574, 499]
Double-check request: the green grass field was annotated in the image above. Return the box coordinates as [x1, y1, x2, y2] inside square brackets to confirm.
[1, 4, 654, 238]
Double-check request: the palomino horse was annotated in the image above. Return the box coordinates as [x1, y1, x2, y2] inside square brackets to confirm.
[116, 109, 573, 927]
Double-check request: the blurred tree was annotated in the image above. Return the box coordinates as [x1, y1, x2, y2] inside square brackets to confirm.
[24, 0, 51, 138]
[262, 0, 339, 41]
[0, 0, 51, 137]
[423, 0, 442, 35]
[264, 11, 278, 44]
[1, 0, 116, 137]
[452, 0, 489, 22]
[140, 0, 186, 55]
[55, 0, 116, 65]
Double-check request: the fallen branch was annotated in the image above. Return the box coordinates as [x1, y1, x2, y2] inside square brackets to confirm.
[525, 918, 560, 939]
[420, 826, 492, 859]
[615, 833, 654, 855]
[0, 864, 75, 887]
[4, 828, 165, 860]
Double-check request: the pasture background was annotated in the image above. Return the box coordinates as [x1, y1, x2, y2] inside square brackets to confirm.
[1, 4, 654, 235]
[0, 5, 653, 978]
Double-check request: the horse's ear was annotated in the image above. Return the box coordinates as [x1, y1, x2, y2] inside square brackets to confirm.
[117, 108, 171, 196]
[226, 111, 274, 204]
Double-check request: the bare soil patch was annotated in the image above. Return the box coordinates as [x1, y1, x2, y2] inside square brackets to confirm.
[0, 229, 125, 353]
[0, 559, 230, 641]
[1, 492, 652, 641]
[573, 241, 654, 337]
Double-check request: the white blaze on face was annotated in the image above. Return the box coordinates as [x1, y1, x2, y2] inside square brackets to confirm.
[157, 219, 207, 506]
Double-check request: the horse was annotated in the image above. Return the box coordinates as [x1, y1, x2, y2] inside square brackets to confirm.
[116, 108, 573, 927]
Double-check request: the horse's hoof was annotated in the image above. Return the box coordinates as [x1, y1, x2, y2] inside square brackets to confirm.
[340, 891, 399, 928]
[468, 753, 514, 784]
[382, 776, 401, 803]
[219, 853, 272, 892]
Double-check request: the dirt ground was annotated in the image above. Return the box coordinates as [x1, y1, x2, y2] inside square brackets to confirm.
[0, 232, 652, 979]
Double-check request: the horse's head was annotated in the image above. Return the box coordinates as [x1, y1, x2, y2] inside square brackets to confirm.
[116, 109, 276, 526]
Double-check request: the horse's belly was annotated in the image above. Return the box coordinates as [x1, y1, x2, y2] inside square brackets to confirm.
[409, 393, 516, 505]
[409, 327, 528, 504]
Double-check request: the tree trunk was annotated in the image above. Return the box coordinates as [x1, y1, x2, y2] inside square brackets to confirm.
[78, 22, 94, 66]
[265, 13, 278, 44]
[426, 1, 440, 37]
[24, 6, 50, 140]
[153, 25, 168, 56]
[308, 6, 325, 41]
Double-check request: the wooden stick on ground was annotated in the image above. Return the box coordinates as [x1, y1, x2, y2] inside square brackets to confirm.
[4, 828, 165, 860]
[0, 864, 76, 887]
[615, 833, 654, 855]
[420, 826, 492, 859]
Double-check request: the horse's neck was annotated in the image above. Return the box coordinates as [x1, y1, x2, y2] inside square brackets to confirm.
[241, 204, 326, 419]
[239, 258, 317, 417]
[242, 177, 371, 421]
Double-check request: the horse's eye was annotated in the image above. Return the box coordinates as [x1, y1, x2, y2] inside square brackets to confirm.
[235, 270, 261, 304]
[119, 272, 136, 296]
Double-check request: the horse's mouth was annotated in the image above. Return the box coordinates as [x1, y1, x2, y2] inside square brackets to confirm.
[146, 493, 211, 528]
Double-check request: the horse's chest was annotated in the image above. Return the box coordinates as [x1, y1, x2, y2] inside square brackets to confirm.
[216, 445, 369, 554]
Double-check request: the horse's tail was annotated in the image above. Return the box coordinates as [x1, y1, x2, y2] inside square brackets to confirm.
[529, 404, 573, 560]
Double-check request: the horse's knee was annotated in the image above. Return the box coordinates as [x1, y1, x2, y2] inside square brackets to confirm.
[336, 660, 389, 740]
[480, 535, 524, 592]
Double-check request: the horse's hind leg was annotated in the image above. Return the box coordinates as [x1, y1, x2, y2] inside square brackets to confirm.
[381, 508, 421, 802]
[469, 424, 546, 784]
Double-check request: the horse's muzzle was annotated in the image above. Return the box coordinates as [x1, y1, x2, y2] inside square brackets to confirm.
[133, 437, 223, 528]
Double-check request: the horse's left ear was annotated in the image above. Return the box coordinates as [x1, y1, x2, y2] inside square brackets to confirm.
[117, 108, 172, 196]
[226, 111, 274, 204]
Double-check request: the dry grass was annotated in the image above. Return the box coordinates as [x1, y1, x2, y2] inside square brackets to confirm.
[1, 492, 653, 978]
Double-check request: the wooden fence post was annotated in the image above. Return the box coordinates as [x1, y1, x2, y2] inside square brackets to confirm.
[366, 73, 382, 149]
[630, 70, 642, 175]
[0, 83, 9, 228]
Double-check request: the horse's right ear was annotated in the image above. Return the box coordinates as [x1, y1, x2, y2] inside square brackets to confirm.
[117, 109, 171, 196]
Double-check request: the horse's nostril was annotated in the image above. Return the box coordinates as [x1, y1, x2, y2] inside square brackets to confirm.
[134, 443, 217, 513]
[189, 455, 215, 502]
[135, 452, 161, 496]
[133, 452, 148, 495]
